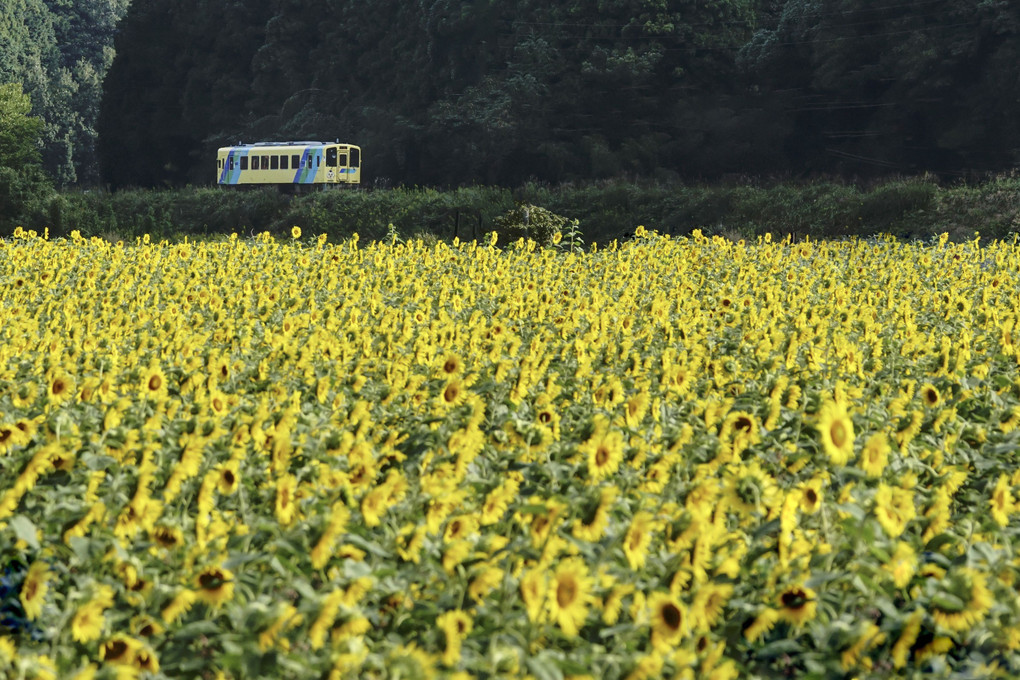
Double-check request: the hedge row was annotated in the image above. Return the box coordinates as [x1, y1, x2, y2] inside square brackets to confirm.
[10, 174, 1020, 244]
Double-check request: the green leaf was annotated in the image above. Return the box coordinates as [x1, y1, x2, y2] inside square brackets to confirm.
[924, 534, 956, 553]
[525, 654, 565, 680]
[756, 638, 803, 659]
[10, 515, 39, 550]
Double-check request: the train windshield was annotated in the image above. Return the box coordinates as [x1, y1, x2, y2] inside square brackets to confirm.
[326, 147, 338, 167]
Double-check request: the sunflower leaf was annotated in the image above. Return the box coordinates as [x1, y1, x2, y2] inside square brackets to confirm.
[10, 515, 39, 550]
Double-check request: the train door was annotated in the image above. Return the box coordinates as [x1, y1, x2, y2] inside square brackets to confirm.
[325, 146, 340, 184]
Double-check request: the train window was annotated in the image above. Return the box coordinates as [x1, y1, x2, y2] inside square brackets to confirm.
[281, 155, 288, 170]
[271, 155, 279, 170]
[240, 156, 248, 170]
[326, 148, 338, 167]
[229, 158, 235, 170]
[339, 154, 347, 167]
[350, 148, 360, 167]
[251, 156, 259, 170]
[306, 156, 313, 169]
[292, 154, 300, 167]
[262, 156, 269, 169]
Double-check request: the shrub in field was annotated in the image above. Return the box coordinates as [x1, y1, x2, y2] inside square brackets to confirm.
[491, 203, 570, 246]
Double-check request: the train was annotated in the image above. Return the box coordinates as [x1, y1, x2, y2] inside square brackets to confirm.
[216, 141, 361, 189]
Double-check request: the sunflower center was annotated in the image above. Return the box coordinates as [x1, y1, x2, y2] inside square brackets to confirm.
[594, 446, 610, 467]
[103, 640, 128, 661]
[830, 421, 847, 447]
[199, 570, 225, 590]
[223, 470, 235, 485]
[148, 375, 162, 391]
[556, 579, 577, 608]
[661, 602, 682, 630]
[443, 384, 459, 403]
[805, 488, 818, 505]
[781, 588, 808, 610]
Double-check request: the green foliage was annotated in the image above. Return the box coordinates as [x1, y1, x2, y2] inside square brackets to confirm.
[23, 175, 1020, 246]
[491, 203, 571, 247]
[0, 81, 53, 234]
[0, 0, 128, 186]
[0, 166, 53, 235]
[0, 82, 44, 168]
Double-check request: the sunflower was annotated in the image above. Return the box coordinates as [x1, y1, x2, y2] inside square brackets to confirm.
[623, 511, 656, 570]
[436, 352, 464, 377]
[723, 462, 779, 516]
[743, 607, 779, 642]
[798, 477, 824, 515]
[883, 541, 917, 589]
[690, 583, 733, 633]
[931, 567, 993, 632]
[291, 225, 302, 239]
[520, 569, 548, 623]
[990, 473, 1014, 527]
[151, 525, 184, 550]
[858, 432, 890, 478]
[720, 410, 760, 456]
[816, 400, 854, 465]
[437, 377, 469, 409]
[47, 370, 76, 405]
[140, 364, 168, 401]
[99, 635, 142, 666]
[133, 644, 159, 674]
[777, 584, 817, 626]
[572, 486, 616, 542]
[0, 425, 16, 454]
[71, 601, 108, 643]
[623, 391, 651, 429]
[216, 460, 240, 495]
[873, 484, 916, 538]
[648, 591, 688, 648]
[11, 381, 37, 409]
[891, 609, 924, 669]
[194, 565, 235, 607]
[548, 558, 593, 637]
[583, 429, 625, 481]
[275, 473, 299, 526]
[19, 560, 50, 621]
[436, 609, 473, 667]
[920, 383, 940, 408]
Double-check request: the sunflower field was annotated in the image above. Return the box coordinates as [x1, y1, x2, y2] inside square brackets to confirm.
[2, 225, 1020, 679]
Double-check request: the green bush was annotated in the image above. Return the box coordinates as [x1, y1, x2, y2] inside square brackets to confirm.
[491, 203, 571, 246]
[12, 174, 1020, 245]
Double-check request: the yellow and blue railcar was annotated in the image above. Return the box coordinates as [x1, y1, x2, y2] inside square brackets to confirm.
[216, 141, 361, 188]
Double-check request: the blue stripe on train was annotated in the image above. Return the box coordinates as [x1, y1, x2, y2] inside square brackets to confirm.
[219, 148, 251, 185]
[294, 146, 325, 184]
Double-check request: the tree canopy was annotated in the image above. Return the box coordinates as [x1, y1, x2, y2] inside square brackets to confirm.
[1, 0, 1013, 188]
[0, 0, 130, 186]
[0, 82, 44, 169]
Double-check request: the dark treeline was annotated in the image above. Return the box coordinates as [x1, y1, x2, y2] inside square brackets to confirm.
[93, 0, 1020, 189]
[0, 0, 130, 186]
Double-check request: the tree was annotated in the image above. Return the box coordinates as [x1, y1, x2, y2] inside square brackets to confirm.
[0, 82, 44, 168]
[739, 0, 1020, 177]
[0, 82, 52, 235]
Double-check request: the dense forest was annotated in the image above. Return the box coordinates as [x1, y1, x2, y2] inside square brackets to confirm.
[2, 0, 1019, 190]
